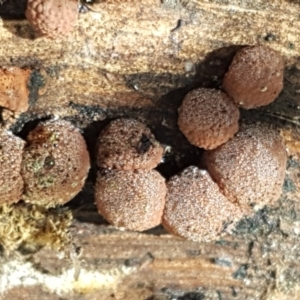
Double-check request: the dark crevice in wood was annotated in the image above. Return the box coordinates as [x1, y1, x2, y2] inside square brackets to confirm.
[0, 0, 26, 20]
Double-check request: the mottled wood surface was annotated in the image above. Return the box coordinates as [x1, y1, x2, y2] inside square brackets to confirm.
[1, 1, 300, 299]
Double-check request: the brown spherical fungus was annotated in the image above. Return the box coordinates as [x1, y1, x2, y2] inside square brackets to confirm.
[95, 169, 166, 231]
[178, 88, 240, 150]
[26, 0, 78, 39]
[21, 120, 90, 207]
[0, 130, 25, 205]
[96, 118, 163, 170]
[162, 166, 241, 242]
[204, 122, 287, 212]
[223, 45, 284, 109]
[0, 67, 31, 113]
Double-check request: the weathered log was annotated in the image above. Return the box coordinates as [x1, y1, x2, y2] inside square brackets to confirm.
[0, 1, 300, 299]
[1, 0, 300, 108]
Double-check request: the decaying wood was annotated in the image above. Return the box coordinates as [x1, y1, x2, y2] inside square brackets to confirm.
[1, 1, 300, 299]
[1, 0, 300, 109]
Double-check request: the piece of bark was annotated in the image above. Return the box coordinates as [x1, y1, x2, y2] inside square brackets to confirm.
[0, 67, 30, 112]
[0, 0, 300, 105]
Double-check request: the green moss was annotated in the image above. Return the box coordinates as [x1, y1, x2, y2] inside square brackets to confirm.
[0, 203, 72, 254]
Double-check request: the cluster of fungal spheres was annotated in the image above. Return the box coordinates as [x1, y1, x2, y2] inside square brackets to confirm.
[166, 44, 287, 241]
[0, 120, 90, 251]
[93, 45, 287, 243]
[26, 0, 79, 39]
[0, 44, 286, 246]
[94, 118, 167, 231]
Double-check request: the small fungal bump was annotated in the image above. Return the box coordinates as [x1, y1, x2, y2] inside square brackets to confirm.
[162, 166, 242, 242]
[204, 122, 287, 213]
[95, 169, 167, 231]
[26, 0, 79, 39]
[21, 120, 90, 207]
[178, 88, 240, 150]
[96, 118, 163, 170]
[223, 45, 284, 109]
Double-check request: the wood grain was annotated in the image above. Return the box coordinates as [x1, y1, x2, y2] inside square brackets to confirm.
[0, 1, 300, 299]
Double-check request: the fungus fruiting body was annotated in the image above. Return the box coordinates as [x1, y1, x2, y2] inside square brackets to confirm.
[0, 130, 25, 205]
[97, 118, 163, 170]
[223, 45, 284, 109]
[26, 0, 78, 39]
[21, 120, 90, 207]
[162, 166, 241, 242]
[204, 122, 287, 212]
[178, 88, 240, 150]
[0, 67, 31, 113]
[95, 169, 166, 231]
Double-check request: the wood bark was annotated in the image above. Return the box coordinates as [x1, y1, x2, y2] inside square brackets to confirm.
[0, 1, 300, 299]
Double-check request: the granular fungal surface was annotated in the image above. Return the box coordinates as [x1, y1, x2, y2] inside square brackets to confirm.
[96, 118, 163, 170]
[162, 166, 242, 242]
[95, 169, 166, 231]
[25, 0, 78, 39]
[178, 88, 240, 149]
[21, 120, 90, 207]
[223, 45, 284, 109]
[0, 129, 25, 205]
[204, 122, 287, 212]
